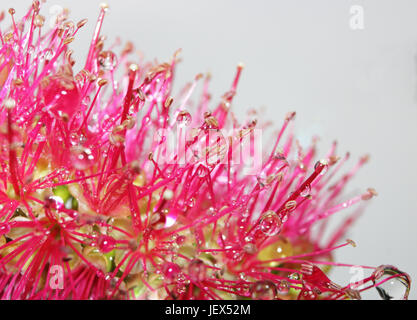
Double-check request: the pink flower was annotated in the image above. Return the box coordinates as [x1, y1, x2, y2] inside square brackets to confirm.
[0, 1, 410, 300]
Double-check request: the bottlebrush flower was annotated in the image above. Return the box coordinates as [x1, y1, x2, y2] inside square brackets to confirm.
[0, 1, 411, 300]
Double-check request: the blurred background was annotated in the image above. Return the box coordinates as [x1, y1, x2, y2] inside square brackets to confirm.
[10, 0, 417, 299]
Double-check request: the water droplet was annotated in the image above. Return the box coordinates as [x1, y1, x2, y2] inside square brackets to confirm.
[188, 259, 206, 282]
[278, 280, 290, 294]
[244, 235, 254, 243]
[0, 223, 11, 235]
[259, 211, 282, 236]
[163, 263, 181, 281]
[231, 249, 244, 261]
[241, 242, 255, 254]
[288, 272, 301, 281]
[96, 270, 105, 278]
[45, 196, 64, 210]
[98, 51, 117, 70]
[207, 207, 218, 216]
[176, 283, 187, 295]
[251, 280, 277, 300]
[70, 146, 95, 170]
[176, 235, 186, 245]
[69, 133, 80, 146]
[41, 73, 80, 118]
[98, 235, 116, 253]
[187, 197, 195, 208]
[314, 159, 328, 175]
[176, 272, 186, 283]
[284, 200, 297, 212]
[176, 111, 192, 127]
[300, 184, 311, 197]
[372, 265, 410, 300]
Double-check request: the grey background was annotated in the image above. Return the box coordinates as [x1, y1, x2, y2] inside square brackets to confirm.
[9, 0, 417, 299]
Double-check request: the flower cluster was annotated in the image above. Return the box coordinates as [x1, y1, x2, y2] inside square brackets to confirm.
[0, 1, 410, 300]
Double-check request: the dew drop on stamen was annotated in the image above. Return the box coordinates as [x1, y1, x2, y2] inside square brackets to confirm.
[288, 272, 301, 281]
[45, 195, 65, 210]
[244, 235, 254, 243]
[231, 249, 244, 261]
[314, 159, 328, 175]
[69, 133, 79, 146]
[278, 280, 290, 294]
[243, 242, 257, 255]
[163, 263, 181, 280]
[0, 223, 11, 235]
[176, 284, 187, 295]
[41, 73, 80, 118]
[259, 210, 282, 236]
[176, 111, 192, 127]
[187, 197, 195, 208]
[98, 235, 116, 253]
[175, 235, 186, 245]
[98, 51, 117, 71]
[372, 265, 411, 300]
[70, 146, 95, 170]
[207, 207, 217, 216]
[188, 259, 206, 282]
[250, 280, 277, 300]
[300, 184, 311, 197]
